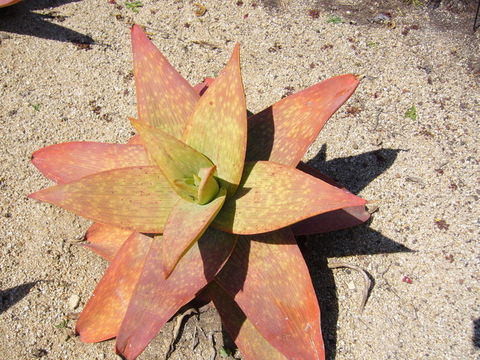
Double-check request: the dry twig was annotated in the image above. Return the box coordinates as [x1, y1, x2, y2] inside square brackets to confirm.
[328, 262, 372, 313]
[165, 308, 197, 359]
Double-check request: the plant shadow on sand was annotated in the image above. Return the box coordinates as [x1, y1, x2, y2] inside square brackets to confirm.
[0, 0, 93, 44]
[211, 145, 412, 359]
[299, 145, 412, 359]
[0, 281, 38, 315]
[473, 318, 480, 349]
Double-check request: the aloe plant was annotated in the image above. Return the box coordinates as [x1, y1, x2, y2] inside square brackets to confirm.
[29, 25, 370, 360]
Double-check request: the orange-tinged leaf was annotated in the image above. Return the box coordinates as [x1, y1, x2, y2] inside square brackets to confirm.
[130, 119, 215, 201]
[213, 161, 367, 235]
[115, 229, 237, 360]
[161, 188, 226, 278]
[293, 162, 370, 235]
[192, 77, 214, 96]
[246, 74, 360, 166]
[131, 25, 199, 138]
[296, 161, 340, 186]
[183, 44, 247, 197]
[31, 142, 150, 261]
[206, 282, 288, 360]
[292, 206, 370, 235]
[76, 232, 152, 342]
[127, 134, 143, 145]
[216, 228, 325, 360]
[29, 166, 177, 233]
[31, 142, 149, 184]
[0, 0, 21, 8]
[82, 223, 134, 261]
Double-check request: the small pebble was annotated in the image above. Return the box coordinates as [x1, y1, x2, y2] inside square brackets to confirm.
[67, 294, 80, 310]
[347, 281, 356, 290]
[370, 13, 391, 24]
[31, 348, 47, 358]
[193, 3, 206, 16]
[405, 176, 426, 187]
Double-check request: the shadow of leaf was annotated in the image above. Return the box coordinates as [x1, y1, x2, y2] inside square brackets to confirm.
[473, 318, 480, 349]
[0, 281, 38, 315]
[298, 225, 413, 360]
[0, 0, 94, 44]
[213, 144, 405, 358]
[307, 144, 405, 194]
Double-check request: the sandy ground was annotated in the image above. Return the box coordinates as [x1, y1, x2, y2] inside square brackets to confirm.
[1, 0, 479, 359]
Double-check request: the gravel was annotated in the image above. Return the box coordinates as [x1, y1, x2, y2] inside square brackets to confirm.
[0, 0, 479, 359]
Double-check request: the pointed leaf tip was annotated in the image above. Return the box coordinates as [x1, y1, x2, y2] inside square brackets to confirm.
[30, 142, 149, 184]
[246, 74, 360, 166]
[29, 166, 177, 233]
[197, 166, 219, 205]
[83, 223, 134, 261]
[27, 191, 41, 201]
[183, 43, 247, 197]
[292, 162, 370, 235]
[131, 24, 143, 35]
[131, 24, 199, 138]
[213, 161, 367, 234]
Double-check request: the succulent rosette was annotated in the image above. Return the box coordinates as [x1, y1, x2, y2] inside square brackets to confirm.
[29, 25, 370, 360]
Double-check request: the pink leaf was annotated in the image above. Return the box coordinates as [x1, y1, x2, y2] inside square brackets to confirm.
[246, 74, 359, 166]
[115, 229, 237, 360]
[76, 232, 152, 342]
[31, 142, 149, 184]
[131, 25, 199, 138]
[215, 228, 325, 359]
[213, 161, 366, 235]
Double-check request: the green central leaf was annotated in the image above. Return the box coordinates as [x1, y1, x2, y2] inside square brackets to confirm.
[196, 166, 220, 205]
[131, 119, 219, 203]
